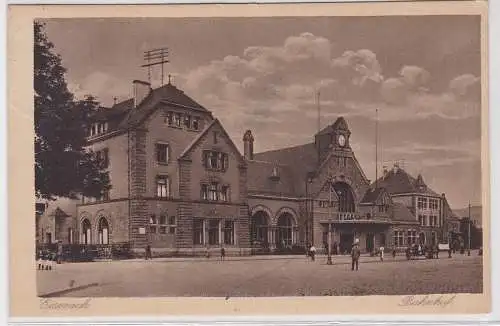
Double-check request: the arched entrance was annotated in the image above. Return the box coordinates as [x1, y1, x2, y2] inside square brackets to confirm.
[332, 182, 355, 212]
[81, 219, 91, 245]
[251, 211, 270, 247]
[419, 232, 426, 245]
[98, 217, 110, 245]
[276, 213, 295, 248]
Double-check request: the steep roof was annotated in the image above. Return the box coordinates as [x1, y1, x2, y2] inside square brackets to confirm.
[178, 119, 245, 163]
[316, 116, 350, 136]
[118, 83, 209, 129]
[371, 167, 439, 196]
[89, 82, 210, 134]
[253, 142, 318, 196]
[360, 187, 389, 204]
[247, 161, 297, 197]
[392, 202, 418, 223]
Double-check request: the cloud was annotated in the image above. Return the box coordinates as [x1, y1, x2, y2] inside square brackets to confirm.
[399, 65, 430, 91]
[449, 73, 481, 101]
[68, 71, 130, 105]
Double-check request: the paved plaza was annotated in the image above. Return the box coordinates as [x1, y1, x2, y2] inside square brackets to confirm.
[37, 252, 483, 297]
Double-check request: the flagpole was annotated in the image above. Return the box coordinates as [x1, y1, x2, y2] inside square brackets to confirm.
[468, 201, 471, 255]
[375, 108, 378, 189]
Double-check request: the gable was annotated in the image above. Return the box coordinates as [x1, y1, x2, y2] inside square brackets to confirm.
[179, 119, 245, 164]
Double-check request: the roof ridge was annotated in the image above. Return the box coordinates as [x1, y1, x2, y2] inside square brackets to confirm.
[255, 142, 314, 156]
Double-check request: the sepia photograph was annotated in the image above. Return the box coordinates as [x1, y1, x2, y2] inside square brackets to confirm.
[7, 0, 490, 318]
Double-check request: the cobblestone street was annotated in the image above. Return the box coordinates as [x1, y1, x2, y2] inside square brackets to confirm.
[37, 252, 483, 297]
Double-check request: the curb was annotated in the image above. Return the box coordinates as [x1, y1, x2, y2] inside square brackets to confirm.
[38, 282, 99, 298]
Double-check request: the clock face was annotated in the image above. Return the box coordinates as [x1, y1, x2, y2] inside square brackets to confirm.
[338, 134, 346, 147]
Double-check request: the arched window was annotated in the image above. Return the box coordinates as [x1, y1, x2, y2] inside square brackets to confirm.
[98, 217, 110, 245]
[332, 182, 355, 212]
[251, 211, 270, 246]
[81, 219, 91, 245]
[277, 213, 295, 247]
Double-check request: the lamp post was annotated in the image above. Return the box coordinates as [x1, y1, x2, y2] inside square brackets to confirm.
[305, 173, 314, 253]
[326, 178, 333, 265]
[467, 202, 471, 256]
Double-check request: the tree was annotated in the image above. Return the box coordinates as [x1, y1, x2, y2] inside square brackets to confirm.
[34, 21, 110, 200]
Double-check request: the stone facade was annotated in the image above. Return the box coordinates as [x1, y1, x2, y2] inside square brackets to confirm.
[37, 81, 458, 256]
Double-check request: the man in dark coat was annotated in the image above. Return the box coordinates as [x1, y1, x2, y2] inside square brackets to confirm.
[351, 240, 361, 271]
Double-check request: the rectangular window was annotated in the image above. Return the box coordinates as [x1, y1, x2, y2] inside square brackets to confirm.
[193, 218, 204, 245]
[393, 231, 404, 247]
[192, 117, 200, 130]
[168, 216, 176, 234]
[150, 214, 158, 234]
[213, 131, 218, 144]
[174, 113, 181, 127]
[203, 150, 229, 171]
[208, 219, 220, 245]
[165, 112, 173, 125]
[220, 186, 229, 202]
[209, 182, 218, 201]
[156, 143, 170, 164]
[210, 152, 218, 169]
[102, 188, 110, 201]
[429, 199, 439, 210]
[184, 115, 191, 129]
[156, 175, 170, 198]
[407, 230, 417, 245]
[417, 197, 427, 209]
[224, 220, 235, 245]
[201, 184, 209, 200]
[159, 214, 168, 234]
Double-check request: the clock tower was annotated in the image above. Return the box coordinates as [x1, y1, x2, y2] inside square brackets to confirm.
[331, 117, 351, 151]
[314, 116, 352, 163]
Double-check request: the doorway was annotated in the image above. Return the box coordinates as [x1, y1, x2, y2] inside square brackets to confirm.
[366, 233, 375, 253]
[339, 232, 354, 254]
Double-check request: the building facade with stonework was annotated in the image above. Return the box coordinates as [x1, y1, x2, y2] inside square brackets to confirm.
[72, 80, 251, 255]
[36, 80, 459, 256]
[245, 117, 456, 254]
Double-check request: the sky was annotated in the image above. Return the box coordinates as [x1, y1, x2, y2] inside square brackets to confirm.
[41, 16, 482, 209]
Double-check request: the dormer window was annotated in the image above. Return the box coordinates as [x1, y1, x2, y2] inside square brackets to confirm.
[88, 122, 108, 137]
[192, 118, 200, 131]
[184, 115, 191, 129]
[270, 166, 280, 181]
[173, 113, 181, 127]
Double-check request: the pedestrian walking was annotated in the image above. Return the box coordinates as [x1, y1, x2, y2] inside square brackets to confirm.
[351, 240, 361, 271]
[392, 248, 396, 259]
[145, 244, 152, 260]
[379, 246, 384, 261]
[309, 244, 316, 262]
[205, 246, 210, 259]
[57, 240, 63, 264]
[220, 247, 226, 261]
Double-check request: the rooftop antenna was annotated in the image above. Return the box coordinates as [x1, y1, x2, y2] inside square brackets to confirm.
[142, 47, 170, 86]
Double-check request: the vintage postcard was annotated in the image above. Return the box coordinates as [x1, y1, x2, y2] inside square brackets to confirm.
[8, 0, 490, 319]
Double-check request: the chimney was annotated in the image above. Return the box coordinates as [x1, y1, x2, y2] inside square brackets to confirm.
[243, 130, 254, 160]
[133, 80, 151, 108]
